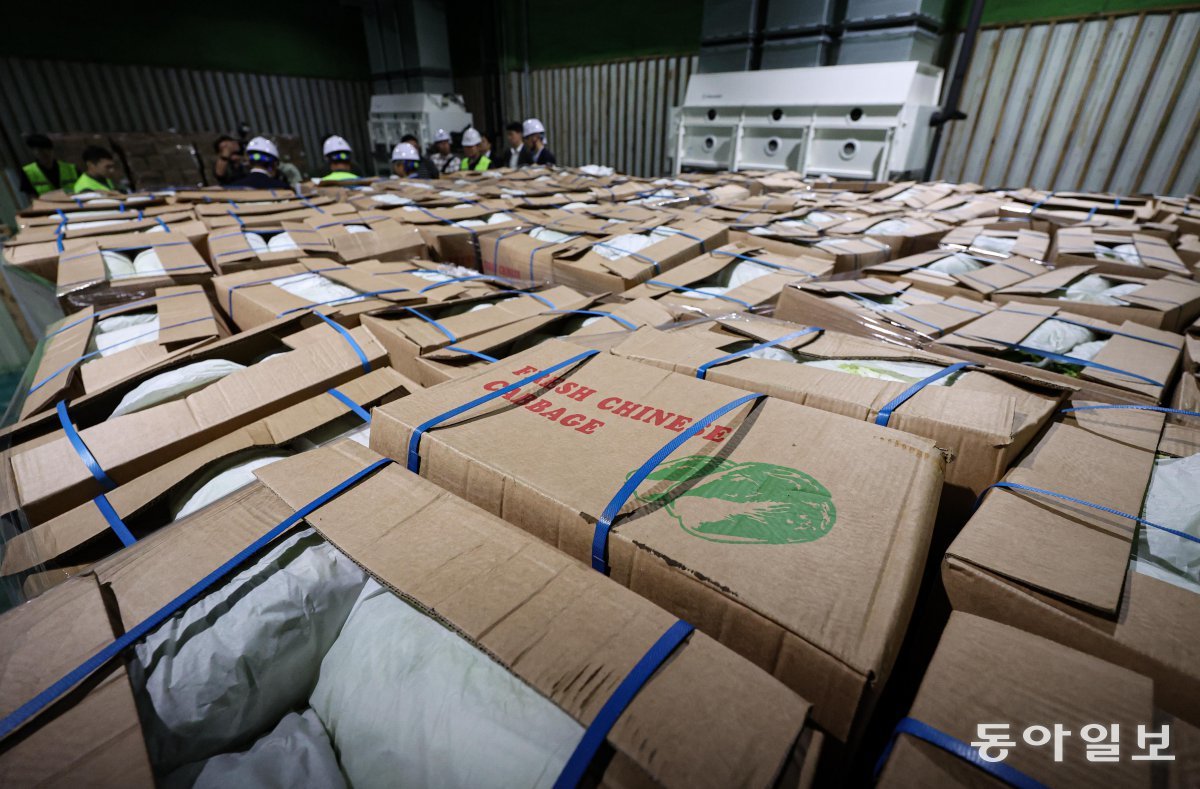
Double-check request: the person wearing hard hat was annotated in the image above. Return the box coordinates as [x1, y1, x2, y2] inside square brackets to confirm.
[72, 146, 121, 193]
[320, 135, 359, 182]
[428, 128, 459, 175]
[18, 134, 78, 199]
[458, 128, 494, 171]
[231, 136, 289, 189]
[390, 141, 438, 179]
[517, 118, 556, 166]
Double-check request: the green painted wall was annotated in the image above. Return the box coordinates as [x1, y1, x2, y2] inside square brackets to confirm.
[0, 2, 370, 79]
[961, 0, 1197, 27]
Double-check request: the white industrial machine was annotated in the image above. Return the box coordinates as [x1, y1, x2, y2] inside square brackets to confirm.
[671, 62, 944, 180]
[367, 93, 474, 172]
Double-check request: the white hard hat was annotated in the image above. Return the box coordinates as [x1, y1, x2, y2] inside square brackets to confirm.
[245, 136, 279, 160]
[322, 135, 352, 157]
[522, 118, 545, 137]
[461, 128, 482, 147]
[391, 142, 420, 162]
[433, 128, 451, 143]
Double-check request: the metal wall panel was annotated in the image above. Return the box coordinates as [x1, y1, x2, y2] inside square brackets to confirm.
[0, 57, 372, 181]
[934, 10, 1200, 195]
[504, 54, 697, 177]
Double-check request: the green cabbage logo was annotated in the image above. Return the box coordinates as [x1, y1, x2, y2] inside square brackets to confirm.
[631, 456, 836, 544]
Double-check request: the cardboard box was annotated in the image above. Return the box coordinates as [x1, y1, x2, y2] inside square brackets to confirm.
[55, 233, 213, 311]
[823, 215, 951, 258]
[922, 191, 1007, 225]
[621, 241, 833, 315]
[1, 368, 417, 594]
[205, 224, 338, 273]
[6, 213, 205, 284]
[172, 187, 317, 204]
[4, 322, 386, 524]
[775, 277, 998, 342]
[1052, 227, 1191, 279]
[863, 249, 1048, 300]
[211, 260, 500, 331]
[364, 287, 674, 386]
[944, 407, 1200, 724]
[931, 303, 1183, 405]
[16, 203, 183, 231]
[990, 266, 1200, 333]
[16, 286, 225, 419]
[938, 223, 1050, 262]
[370, 341, 945, 740]
[877, 612, 1166, 787]
[0, 574, 154, 786]
[305, 214, 428, 265]
[1000, 188, 1153, 226]
[0, 441, 821, 788]
[192, 196, 351, 228]
[477, 216, 642, 284]
[549, 218, 729, 293]
[606, 314, 1064, 501]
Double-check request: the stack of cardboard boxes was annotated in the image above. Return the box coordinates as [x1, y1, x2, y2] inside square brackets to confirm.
[1, 165, 1197, 786]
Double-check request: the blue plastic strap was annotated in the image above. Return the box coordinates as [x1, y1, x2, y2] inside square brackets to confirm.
[1060, 404, 1200, 419]
[402, 307, 499, 363]
[406, 350, 600, 473]
[644, 279, 753, 309]
[0, 458, 391, 743]
[315, 313, 371, 372]
[30, 316, 214, 396]
[961, 334, 1164, 386]
[529, 237, 578, 281]
[274, 286, 411, 318]
[1114, 197, 1121, 208]
[1085, 206, 1098, 220]
[136, 209, 144, 220]
[875, 362, 972, 426]
[326, 387, 372, 423]
[656, 228, 707, 253]
[844, 292, 944, 333]
[56, 400, 116, 491]
[553, 619, 695, 789]
[542, 309, 637, 331]
[418, 274, 502, 293]
[154, 216, 169, 230]
[491, 225, 534, 272]
[1029, 191, 1053, 214]
[592, 242, 661, 273]
[227, 210, 245, 227]
[696, 328, 822, 380]
[874, 717, 1048, 789]
[56, 228, 66, 252]
[591, 393, 763, 574]
[977, 481, 1200, 545]
[299, 198, 326, 213]
[92, 493, 137, 547]
[710, 249, 818, 278]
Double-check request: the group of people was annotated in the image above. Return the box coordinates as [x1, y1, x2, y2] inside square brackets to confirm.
[391, 117, 556, 177]
[17, 116, 558, 199]
[17, 134, 120, 197]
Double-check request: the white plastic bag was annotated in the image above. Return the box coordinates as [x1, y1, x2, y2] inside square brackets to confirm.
[132, 529, 368, 772]
[310, 580, 582, 789]
[271, 272, 361, 305]
[267, 232, 299, 253]
[528, 227, 574, 244]
[1061, 274, 1141, 305]
[169, 451, 293, 521]
[1020, 319, 1097, 355]
[1095, 243, 1141, 266]
[1137, 452, 1200, 589]
[865, 218, 912, 235]
[133, 248, 168, 278]
[972, 235, 1017, 256]
[109, 359, 246, 419]
[370, 193, 413, 206]
[594, 232, 656, 261]
[925, 253, 984, 276]
[102, 251, 136, 280]
[176, 709, 347, 789]
[243, 232, 269, 253]
[90, 312, 159, 357]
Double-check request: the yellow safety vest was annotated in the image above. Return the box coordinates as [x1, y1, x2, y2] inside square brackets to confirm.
[22, 161, 79, 195]
[72, 173, 117, 193]
[320, 170, 359, 182]
[460, 154, 492, 172]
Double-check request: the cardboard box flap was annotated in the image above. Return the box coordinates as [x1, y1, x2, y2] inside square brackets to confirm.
[20, 308, 96, 418]
[277, 221, 338, 253]
[890, 297, 994, 337]
[251, 442, 811, 787]
[154, 286, 220, 345]
[1062, 400, 1167, 453]
[1, 368, 415, 578]
[941, 304, 1085, 350]
[997, 265, 1096, 295]
[880, 613, 1152, 788]
[865, 251, 946, 275]
[1012, 229, 1051, 260]
[0, 574, 154, 786]
[402, 287, 588, 353]
[1078, 326, 1180, 397]
[804, 277, 908, 298]
[949, 423, 1153, 612]
[1055, 226, 1096, 256]
[1119, 277, 1200, 311]
[950, 257, 1047, 294]
[55, 240, 107, 290]
[327, 221, 426, 263]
